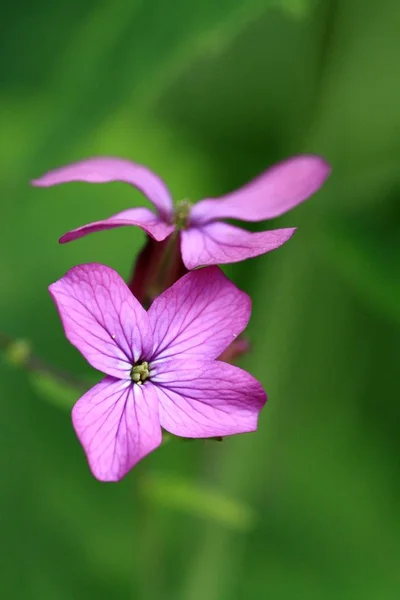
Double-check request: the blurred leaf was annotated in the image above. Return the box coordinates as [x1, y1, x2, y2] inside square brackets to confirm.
[283, 0, 312, 17]
[156, 2, 319, 156]
[0, 332, 85, 410]
[13, 0, 294, 169]
[128, 0, 313, 109]
[29, 371, 80, 411]
[315, 216, 400, 324]
[304, 0, 400, 214]
[140, 472, 256, 532]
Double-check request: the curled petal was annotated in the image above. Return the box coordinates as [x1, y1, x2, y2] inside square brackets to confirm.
[72, 377, 161, 481]
[151, 359, 267, 438]
[49, 263, 152, 379]
[59, 207, 175, 244]
[32, 156, 174, 219]
[148, 266, 251, 362]
[190, 155, 331, 225]
[181, 222, 296, 269]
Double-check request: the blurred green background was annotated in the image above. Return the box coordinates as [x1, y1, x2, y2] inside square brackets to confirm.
[1, 0, 399, 598]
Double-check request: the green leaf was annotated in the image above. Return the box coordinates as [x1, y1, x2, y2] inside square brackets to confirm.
[140, 472, 256, 532]
[29, 371, 80, 411]
[315, 217, 400, 324]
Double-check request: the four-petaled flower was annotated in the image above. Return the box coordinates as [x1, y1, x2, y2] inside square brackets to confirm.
[49, 264, 267, 481]
[33, 155, 330, 269]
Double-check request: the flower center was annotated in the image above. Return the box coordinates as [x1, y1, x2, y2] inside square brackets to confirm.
[174, 199, 192, 230]
[131, 361, 150, 385]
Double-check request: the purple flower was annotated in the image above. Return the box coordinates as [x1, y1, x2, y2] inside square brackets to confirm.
[33, 155, 330, 269]
[49, 264, 266, 481]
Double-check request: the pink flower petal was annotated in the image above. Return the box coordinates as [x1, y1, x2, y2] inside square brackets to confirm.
[181, 222, 296, 269]
[190, 155, 331, 225]
[59, 207, 175, 244]
[49, 263, 152, 379]
[72, 377, 162, 481]
[32, 156, 174, 219]
[151, 359, 266, 438]
[147, 267, 250, 362]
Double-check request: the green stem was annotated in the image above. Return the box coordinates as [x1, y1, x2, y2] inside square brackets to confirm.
[0, 331, 87, 390]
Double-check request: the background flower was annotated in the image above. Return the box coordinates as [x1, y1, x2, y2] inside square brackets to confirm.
[33, 154, 330, 268]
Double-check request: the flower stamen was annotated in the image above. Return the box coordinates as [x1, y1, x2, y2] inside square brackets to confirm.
[174, 200, 192, 230]
[131, 361, 150, 385]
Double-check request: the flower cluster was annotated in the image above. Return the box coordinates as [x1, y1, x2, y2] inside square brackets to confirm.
[34, 154, 330, 481]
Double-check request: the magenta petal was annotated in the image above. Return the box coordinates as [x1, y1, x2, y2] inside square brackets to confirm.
[32, 156, 174, 219]
[181, 222, 296, 269]
[49, 263, 152, 379]
[151, 359, 267, 438]
[190, 155, 331, 225]
[147, 266, 251, 362]
[72, 377, 162, 481]
[59, 207, 175, 244]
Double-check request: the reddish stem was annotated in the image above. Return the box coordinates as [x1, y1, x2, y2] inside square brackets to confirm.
[128, 234, 187, 308]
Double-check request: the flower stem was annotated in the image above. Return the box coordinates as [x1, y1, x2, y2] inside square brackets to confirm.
[0, 330, 86, 390]
[128, 233, 187, 307]
[128, 236, 170, 305]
